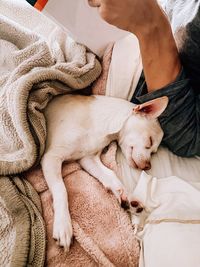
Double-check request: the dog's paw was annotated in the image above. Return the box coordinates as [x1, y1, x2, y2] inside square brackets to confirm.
[106, 185, 128, 205]
[53, 213, 73, 252]
[130, 199, 144, 214]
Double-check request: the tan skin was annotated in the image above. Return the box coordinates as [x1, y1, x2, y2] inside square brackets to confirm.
[88, 0, 181, 92]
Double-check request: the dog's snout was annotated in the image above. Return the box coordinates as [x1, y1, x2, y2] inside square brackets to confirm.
[132, 159, 151, 170]
[143, 161, 151, 170]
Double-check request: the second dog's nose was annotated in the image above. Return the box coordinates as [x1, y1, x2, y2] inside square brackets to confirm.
[144, 162, 151, 170]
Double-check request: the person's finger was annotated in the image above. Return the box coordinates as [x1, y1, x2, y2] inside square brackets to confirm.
[88, 0, 101, 7]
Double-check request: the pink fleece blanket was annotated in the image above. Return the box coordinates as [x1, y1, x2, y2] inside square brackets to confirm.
[24, 45, 140, 267]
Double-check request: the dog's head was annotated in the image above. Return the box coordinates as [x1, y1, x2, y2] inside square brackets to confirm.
[119, 96, 168, 170]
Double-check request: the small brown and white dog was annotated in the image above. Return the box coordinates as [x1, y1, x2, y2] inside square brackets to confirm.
[41, 94, 168, 250]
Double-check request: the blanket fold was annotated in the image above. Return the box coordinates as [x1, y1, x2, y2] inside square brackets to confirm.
[0, 176, 46, 267]
[0, 14, 101, 175]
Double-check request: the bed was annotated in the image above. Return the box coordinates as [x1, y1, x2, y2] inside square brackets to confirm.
[1, 0, 200, 266]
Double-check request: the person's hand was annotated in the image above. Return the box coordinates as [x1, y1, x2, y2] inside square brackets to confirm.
[88, 0, 166, 37]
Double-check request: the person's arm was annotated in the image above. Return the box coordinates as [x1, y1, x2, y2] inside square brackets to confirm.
[88, 0, 181, 91]
[135, 13, 181, 92]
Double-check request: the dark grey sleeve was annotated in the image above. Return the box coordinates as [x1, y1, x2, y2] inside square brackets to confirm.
[132, 69, 200, 157]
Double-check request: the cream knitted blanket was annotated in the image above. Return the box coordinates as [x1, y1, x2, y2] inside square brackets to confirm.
[0, 6, 101, 175]
[0, 176, 46, 267]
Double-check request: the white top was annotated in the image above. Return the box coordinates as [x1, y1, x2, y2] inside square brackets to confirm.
[44, 0, 129, 57]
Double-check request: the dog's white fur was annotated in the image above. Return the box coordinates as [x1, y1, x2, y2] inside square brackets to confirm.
[41, 94, 168, 250]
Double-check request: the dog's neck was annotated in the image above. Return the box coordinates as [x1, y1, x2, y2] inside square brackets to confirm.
[117, 113, 133, 140]
[92, 96, 135, 138]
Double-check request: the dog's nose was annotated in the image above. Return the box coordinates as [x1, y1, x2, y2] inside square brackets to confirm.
[144, 162, 151, 170]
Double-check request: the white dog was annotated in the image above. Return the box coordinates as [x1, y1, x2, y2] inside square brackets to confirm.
[41, 94, 168, 250]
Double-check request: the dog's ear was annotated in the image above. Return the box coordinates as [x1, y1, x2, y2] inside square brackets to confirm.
[133, 96, 168, 119]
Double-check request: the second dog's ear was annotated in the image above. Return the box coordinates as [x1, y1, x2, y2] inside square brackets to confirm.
[133, 96, 168, 119]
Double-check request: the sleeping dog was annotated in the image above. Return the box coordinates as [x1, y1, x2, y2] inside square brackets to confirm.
[41, 94, 168, 250]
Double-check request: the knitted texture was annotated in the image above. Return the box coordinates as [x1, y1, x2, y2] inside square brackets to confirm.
[0, 176, 46, 267]
[0, 14, 101, 175]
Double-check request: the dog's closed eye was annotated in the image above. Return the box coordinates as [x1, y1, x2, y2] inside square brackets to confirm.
[145, 137, 153, 149]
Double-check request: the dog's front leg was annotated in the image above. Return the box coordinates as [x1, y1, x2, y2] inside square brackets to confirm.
[79, 153, 128, 206]
[41, 152, 73, 251]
